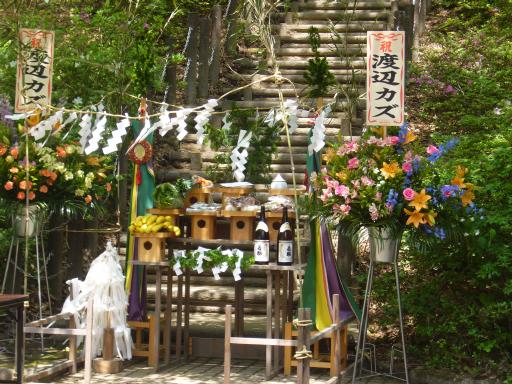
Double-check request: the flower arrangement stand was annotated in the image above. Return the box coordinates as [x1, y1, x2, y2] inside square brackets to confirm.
[351, 239, 410, 384]
[189, 211, 218, 240]
[222, 210, 255, 241]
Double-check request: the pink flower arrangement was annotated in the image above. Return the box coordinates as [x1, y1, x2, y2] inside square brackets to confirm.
[403, 188, 416, 201]
[347, 157, 359, 169]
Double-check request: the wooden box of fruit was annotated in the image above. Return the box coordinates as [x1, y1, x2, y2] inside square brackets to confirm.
[129, 215, 181, 263]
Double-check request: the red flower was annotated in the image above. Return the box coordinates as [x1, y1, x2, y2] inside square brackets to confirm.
[4, 181, 13, 191]
[39, 185, 48, 193]
[28, 191, 35, 200]
[16, 191, 25, 200]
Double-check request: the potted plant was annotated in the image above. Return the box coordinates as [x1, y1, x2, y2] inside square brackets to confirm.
[152, 178, 192, 209]
[314, 124, 478, 262]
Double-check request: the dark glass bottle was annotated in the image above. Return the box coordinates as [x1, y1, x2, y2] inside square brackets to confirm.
[277, 207, 293, 266]
[254, 206, 270, 265]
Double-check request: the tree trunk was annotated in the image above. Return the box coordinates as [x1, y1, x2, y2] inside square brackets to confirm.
[164, 36, 177, 105]
[47, 215, 66, 304]
[185, 13, 200, 106]
[209, 4, 222, 88]
[198, 17, 211, 100]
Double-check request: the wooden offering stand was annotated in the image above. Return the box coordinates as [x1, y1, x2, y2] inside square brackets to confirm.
[185, 186, 211, 207]
[211, 186, 254, 209]
[188, 210, 218, 240]
[222, 210, 257, 241]
[147, 208, 183, 220]
[134, 232, 176, 262]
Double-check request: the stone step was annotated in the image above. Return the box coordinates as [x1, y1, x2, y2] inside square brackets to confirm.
[277, 46, 366, 57]
[279, 10, 389, 22]
[280, 21, 387, 32]
[298, 0, 391, 10]
[279, 31, 367, 44]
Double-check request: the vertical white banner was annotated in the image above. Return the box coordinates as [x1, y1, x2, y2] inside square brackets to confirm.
[15, 29, 55, 113]
[366, 31, 405, 126]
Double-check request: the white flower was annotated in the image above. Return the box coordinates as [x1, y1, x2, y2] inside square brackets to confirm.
[72, 97, 83, 106]
[64, 171, 74, 180]
[54, 162, 66, 173]
[460, 218, 465, 222]
[76, 170, 84, 178]
[464, 232, 469, 237]
[75, 189, 85, 197]
[475, 230, 480, 236]
[9, 61, 16, 68]
[373, 168, 379, 174]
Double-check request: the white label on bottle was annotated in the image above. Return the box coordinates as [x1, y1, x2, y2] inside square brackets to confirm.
[278, 240, 293, 263]
[279, 222, 291, 233]
[254, 240, 270, 262]
[256, 221, 269, 232]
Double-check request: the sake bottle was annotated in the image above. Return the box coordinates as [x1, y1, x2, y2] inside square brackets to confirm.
[277, 207, 293, 266]
[254, 206, 270, 265]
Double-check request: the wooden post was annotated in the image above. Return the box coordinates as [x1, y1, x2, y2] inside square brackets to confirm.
[165, 36, 177, 105]
[296, 308, 306, 384]
[185, 13, 200, 106]
[265, 270, 272, 378]
[198, 17, 211, 100]
[184, 268, 191, 360]
[303, 308, 311, 384]
[68, 285, 77, 374]
[164, 267, 172, 365]
[332, 294, 340, 378]
[284, 322, 292, 376]
[388, 0, 399, 30]
[209, 4, 222, 88]
[224, 305, 232, 384]
[48, 216, 66, 303]
[224, 0, 240, 56]
[84, 299, 94, 384]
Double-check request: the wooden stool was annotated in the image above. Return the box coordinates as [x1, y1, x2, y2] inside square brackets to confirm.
[188, 211, 217, 240]
[283, 322, 348, 377]
[222, 210, 255, 241]
[128, 313, 167, 367]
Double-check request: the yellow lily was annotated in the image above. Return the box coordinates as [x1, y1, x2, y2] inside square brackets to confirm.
[409, 189, 431, 211]
[380, 161, 401, 179]
[404, 208, 425, 228]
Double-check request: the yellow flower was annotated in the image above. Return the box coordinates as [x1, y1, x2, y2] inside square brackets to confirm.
[409, 189, 431, 211]
[424, 211, 438, 226]
[461, 189, 475, 206]
[456, 165, 468, 178]
[371, 126, 386, 137]
[404, 208, 425, 228]
[380, 161, 401, 179]
[336, 171, 349, 182]
[322, 148, 336, 164]
[403, 130, 417, 144]
[451, 176, 466, 189]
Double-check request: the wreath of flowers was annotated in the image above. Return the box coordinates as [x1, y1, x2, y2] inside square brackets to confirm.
[128, 140, 152, 164]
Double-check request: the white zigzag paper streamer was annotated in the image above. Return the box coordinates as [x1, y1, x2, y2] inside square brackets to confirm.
[175, 108, 192, 141]
[222, 112, 232, 131]
[78, 114, 92, 149]
[194, 99, 218, 145]
[308, 105, 332, 155]
[103, 114, 130, 154]
[85, 113, 107, 155]
[231, 129, 252, 182]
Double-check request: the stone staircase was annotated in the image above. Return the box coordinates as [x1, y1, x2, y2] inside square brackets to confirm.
[219, 0, 392, 184]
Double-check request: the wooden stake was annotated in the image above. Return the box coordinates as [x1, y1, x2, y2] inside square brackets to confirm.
[224, 305, 232, 384]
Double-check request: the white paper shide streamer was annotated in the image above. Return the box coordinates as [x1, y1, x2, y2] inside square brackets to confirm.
[78, 113, 93, 149]
[194, 99, 218, 145]
[308, 105, 331, 155]
[103, 114, 130, 155]
[85, 112, 107, 155]
[230, 130, 252, 182]
[60, 242, 132, 360]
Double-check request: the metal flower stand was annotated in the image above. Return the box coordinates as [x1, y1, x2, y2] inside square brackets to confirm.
[1, 206, 52, 348]
[352, 227, 409, 383]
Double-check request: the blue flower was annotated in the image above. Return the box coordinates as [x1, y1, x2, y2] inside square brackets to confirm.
[427, 138, 459, 162]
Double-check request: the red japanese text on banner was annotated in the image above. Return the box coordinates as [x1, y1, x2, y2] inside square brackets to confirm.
[15, 29, 55, 113]
[366, 31, 405, 126]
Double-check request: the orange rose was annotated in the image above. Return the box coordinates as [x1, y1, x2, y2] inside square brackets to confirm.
[19, 180, 32, 190]
[28, 191, 35, 200]
[4, 181, 13, 190]
[39, 185, 48, 193]
[40, 169, 49, 177]
[16, 191, 25, 200]
[0, 145, 6, 156]
[106, 183, 112, 192]
[9, 167, 19, 174]
[49, 171, 57, 181]
[84, 195, 92, 204]
[10, 147, 18, 159]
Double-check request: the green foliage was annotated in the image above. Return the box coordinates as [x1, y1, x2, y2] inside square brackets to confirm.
[153, 179, 192, 209]
[204, 107, 280, 184]
[388, 1, 512, 376]
[303, 27, 336, 99]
